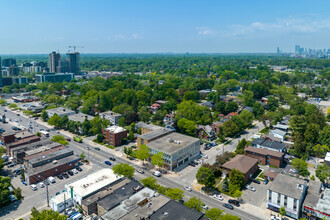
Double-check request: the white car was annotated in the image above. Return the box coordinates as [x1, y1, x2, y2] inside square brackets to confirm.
[202, 205, 209, 210]
[39, 182, 45, 188]
[73, 169, 78, 174]
[184, 186, 192, 191]
[213, 194, 224, 200]
[30, 184, 37, 191]
[246, 185, 256, 192]
[202, 154, 208, 159]
[290, 168, 299, 173]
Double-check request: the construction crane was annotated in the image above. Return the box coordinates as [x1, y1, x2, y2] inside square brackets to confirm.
[68, 45, 84, 53]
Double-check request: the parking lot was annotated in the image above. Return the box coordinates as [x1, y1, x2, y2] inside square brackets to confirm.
[241, 180, 268, 207]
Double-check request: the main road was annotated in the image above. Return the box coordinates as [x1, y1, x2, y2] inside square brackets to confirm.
[0, 107, 264, 220]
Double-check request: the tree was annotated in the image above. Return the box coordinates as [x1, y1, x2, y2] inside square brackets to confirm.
[8, 103, 18, 109]
[239, 110, 255, 128]
[0, 176, 11, 207]
[177, 118, 196, 136]
[236, 138, 247, 155]
[279, 207, 286, 219]
[196, 166, 215, 187]
[136, 144, 150, 164]
[216, 101, 226, 113]
[60, 115, 69, 128]
[165, 188, 184, 201]
[112, 163, 135, 179]
[128, 131, 134, 141]
[252, 102, 264, 119]
[239, 90, 254, 107]
[14, 187, 23, 200]
[216, 152, 235, 166]
[151, 152, 164, 169]
[229, 169, 245, 190]
[319, 125, 330, 146]
[118, 117, 126, 127]
[291, 158, 310, 177]
[289, 115, 307, 134]
[232, 189, 242, 200]
[41, 110, 48, 122]
[184, 197, 204, 212]
[30, 207, 67, 220]
[222, 177, 229, 192]
[311, 144, 330, 158]
[222, 120, 239, 137]
[51, 135, 69, 146]
[95, 134, 105, 143]
[36, 132, 41, 137]
[225, 102, 238, 114]
[79, 152, 86, 161]
[267, 96, 279, 111]
[82, 117, 91, 135]
[141, 177, 158, 189]
[0, 99, 7, 106]
[205, 208, 224, 220]
[48, 114, 61, 128]
[304, 123, 320, 144]
[293, 132, 306, 158]
[315, 164, 330, 183]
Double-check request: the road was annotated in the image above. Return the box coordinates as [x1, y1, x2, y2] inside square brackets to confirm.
[0, 107, 264, 220]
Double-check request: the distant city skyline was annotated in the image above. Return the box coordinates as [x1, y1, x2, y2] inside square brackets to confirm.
[2, 1, 330, 54]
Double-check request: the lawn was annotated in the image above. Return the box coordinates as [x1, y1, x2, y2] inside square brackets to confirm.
[259, 127, 271, 134]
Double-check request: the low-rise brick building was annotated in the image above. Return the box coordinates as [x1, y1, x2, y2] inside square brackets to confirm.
[244, 146, 284, 168]
[102, 126, 127, 147]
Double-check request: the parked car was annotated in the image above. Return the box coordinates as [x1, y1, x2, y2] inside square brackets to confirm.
[44, 180, 50, 185]
[39, 182, 45, 188]
[72, 169, 78, 174]
[153, 171, 161, 177]
[202, 205, 208, 210]
[223, 203, 234, 210]
[94, 147, 100, 151]
[263, 178, 269, 185]
[109, 156, 116, 161]
[47, 176, 55, 183]
[46, 129, 50, 132]
[252, 179, 260, 184]
[67, 170, 74, 176]
[9, 195, 16, 202]
[184, 186, 192, 191]
[55, 192, 60, 196]
[62, 173, 69, 178]
[137, 169, 144, 174]
[189, 162, 195, 167]
[104, 161, 112, 166]
[246, 185, 256, 192]
[30, 184, 37, 191]
[290, 168, 299, 173]
[66, 138, 71, 141]
[57, 174, 63, 180]
[76, 167, 82, 172]
[228, 199, 240, 207]
[213, 194, 224, 200]
[22, 180, 27, 186]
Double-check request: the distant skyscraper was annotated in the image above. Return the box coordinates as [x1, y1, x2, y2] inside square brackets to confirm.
[295, 45, 301, 54]
[66, 52, 80, 73]
[277, 47, 280, 54]
[49, 51, 60, 73]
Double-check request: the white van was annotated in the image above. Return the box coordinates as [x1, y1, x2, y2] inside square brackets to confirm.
[30, 184, 37, 191]
[47, 176, 55, 183]
[152, 171, 161, 177]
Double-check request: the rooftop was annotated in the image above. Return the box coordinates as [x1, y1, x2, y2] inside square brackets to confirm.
[316, 188, 330, 216]
[222, 155, 258, 174]
[270, 129, 287, 136]
[100, 111, 122, 117]
[251, 138, 285, 150]
[268, 174, 307, 199]
[318, 101, 330, 107]
[24, 145, 66, 160]
[138, 129, 173, 141]
[97, 180, 142, 211]
[245, 146, 284, 158]
[66, 169, 122, 198]
[51, 191, 72, 205]
[28, 148, 73, 166]
[13, 131, 34, 139]
[7, 136, 40, 148]
[46, 107, 75, 115]
[105, 126, 127, 134]
[10, 139, 53, 153]
[68, 113, 94, 123]
[135, 122, 163, 131]
[147, 132, 200, 155]
[273, 123, 289, 130]
[264, 171, 278, 179]
[148, 200, 204, 220]
[303, 181, 321, 208]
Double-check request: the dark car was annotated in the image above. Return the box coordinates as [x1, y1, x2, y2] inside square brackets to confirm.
[264, 178, 269, 185]
[223, 203, 234, 210]
[46, 129, 50, 132]
[228, 199, 240, 207]
[67, 170, 74, 176]
[57, 174, 63, 179]
[252, 179, 260, 184]
[76, 167, 82, 172]
[62, 173, 69, 178]
[109, 156, 116, 161]
[16, 113, 20, 116]
[189, 162, 196, 167]
[4, 109, 7, 112]
[44, 180, 50, 185]
[131, 145, 137, 149]
[66, 138, 71, 141]
[105, 161, 112, 166]
[94, 147, 100, 151]
[55, 192, 60, 196]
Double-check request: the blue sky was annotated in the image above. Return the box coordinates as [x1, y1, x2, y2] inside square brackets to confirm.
[1, 0, 330, 53]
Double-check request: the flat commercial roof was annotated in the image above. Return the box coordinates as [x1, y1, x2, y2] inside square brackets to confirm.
[66, 169, 121, 198]
[147, 132, 200, 155]
[316, 188, 330, 216]
[51, 191, 72, 205]
[303, 181, 321, 208]
[24, 145, 67, 160]
[7, 136, 40, 147]
[46, 107, 75, 115]
[149, 200, 204, 220]
[68, 113, 94, 123]
[28, 148, 73, 165]
[105, 126, 126, 134]
[138, 129, 172, 141]
[269, 174, 306, 199]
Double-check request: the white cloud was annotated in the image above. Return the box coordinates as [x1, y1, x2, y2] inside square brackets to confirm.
[196, 26, 215, 36]
[108, 33, 142, 40]
[229, 15, 330, 36]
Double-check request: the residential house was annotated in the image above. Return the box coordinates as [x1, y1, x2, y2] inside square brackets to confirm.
[197, 125, 216, 141]
[264, 170, 278, 181]
[251, 138, 286, 153]
[269, 129, 286, 141]
[210, 122, 223, 136]
[244, 146, 284, 168]
[163, 114, 176, 131]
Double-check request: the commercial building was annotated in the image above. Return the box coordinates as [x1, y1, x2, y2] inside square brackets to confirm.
[50, 191, 74, 213]
[137, 128, 173, 147]
[35, 72, 74, 83]
[65, 169, 123, 205]
[325, 152, 330, 167]
[244, 146, 284, 168]
[267, 174, 308, 219]
[317, 101, 330, 115]
[102, 126, 127, 147]
[147, 132, 200, 171]
[2, 131, 40, 156]
[46, 107, 76, 118]
[11, 96, 41, 103]
[221, 155, 259, 183]
[251, 138, 286, 153]
[2, 58, 16, 67]
[135, 122, 164, 135]
[12, 77, 29, 85]
[99, 111, 122, 125]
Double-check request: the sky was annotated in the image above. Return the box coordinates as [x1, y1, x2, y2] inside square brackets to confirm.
[1, 0, 330, 54]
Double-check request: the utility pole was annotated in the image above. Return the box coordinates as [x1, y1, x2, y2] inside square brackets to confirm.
[64, 191, 66, 215]
[45, 179, 49, 207]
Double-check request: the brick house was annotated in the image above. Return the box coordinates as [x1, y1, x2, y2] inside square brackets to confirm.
[244, 146, 284, 168]
[102, 126, 128, 147]
[221, 155, 259, 183]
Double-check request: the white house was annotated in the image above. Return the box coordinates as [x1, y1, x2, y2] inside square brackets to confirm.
[269, 129, 286, 141]
[50, 191, 73, 213]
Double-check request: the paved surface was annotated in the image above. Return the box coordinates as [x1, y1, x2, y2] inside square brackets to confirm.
[0, 106, 266, 220]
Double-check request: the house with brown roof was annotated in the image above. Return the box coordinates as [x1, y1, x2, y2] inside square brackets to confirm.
[244, 146, 284, 168]
[221, 155, 259, 183]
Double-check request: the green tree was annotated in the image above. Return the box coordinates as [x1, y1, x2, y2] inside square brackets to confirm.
[165, 188, 184, 201]
[112, 163, 135, 179]
[196, 166, 215, 187]
[222, 177, 229, 192]
[236, 138, 247, 155]
[118, 117, 126, 127]
[14, 187, 23, 200]
[229, 169, 245, 190]
[239, 90, 254, 107]
[82, 117, 91, 135]
[0, 176, 11, 207]
[141, 176, 158, 189]
[41, 110, 48, 122]
[252, 102, 265, 119]
[311, 144, 329, 158]
[279, 207, 286, 219]
[48, 114, 61, 128]
[8, 103, 18, 109]
[95, 134, 105, 143]
[291, 158, 310, 177]
[239, 110, 255, 128]
[267, 96, 279, 111]
[60, 115, 69, 129]
[293, 132, 306, 158]
[177, 118, 196, 136]
[232, 189, 242, 200]
[289, 115, 307, 134]
[216, 101, 226, 114]
[79, 152, 86, 161]
[51, 135, 69, 146]
[184, 197, 204, 212]
[205, 208, 224, 220]
[30, 207, 67, 220]
[319, 125, 330, 146]
[151, 152, 164, 169]
[136, 144, 151, 164]
[315, 164, 330, 183]
[223, 120, 239, 137]
[304, 123, 320, 144]
[225, 102, 238, 114]
[35, 132, 41, 137]
[0, 99, 7, 106]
